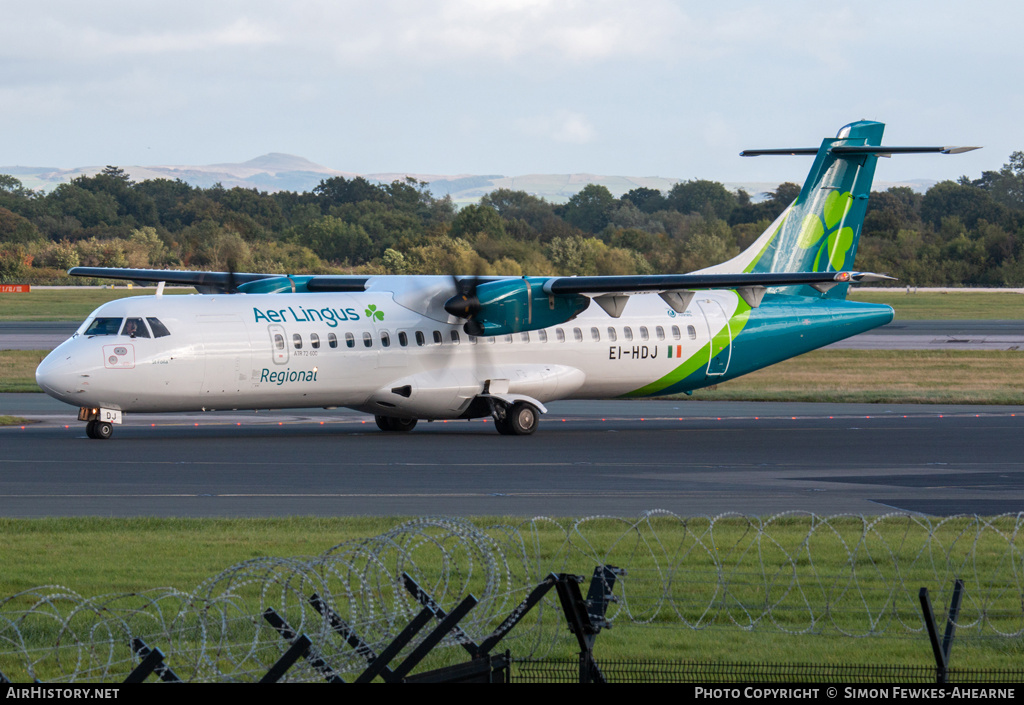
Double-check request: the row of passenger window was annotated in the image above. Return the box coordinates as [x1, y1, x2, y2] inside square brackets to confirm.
[279, 323, 700, 351]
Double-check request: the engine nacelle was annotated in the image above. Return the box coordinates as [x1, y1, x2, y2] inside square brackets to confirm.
[236, 276, 314, 294]
[447, 277, 591, 337]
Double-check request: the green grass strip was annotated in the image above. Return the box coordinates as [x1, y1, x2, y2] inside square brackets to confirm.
[0, 287, 195, 321]
[849, 290, 1024, 320]
[1, 516, 1023, 671]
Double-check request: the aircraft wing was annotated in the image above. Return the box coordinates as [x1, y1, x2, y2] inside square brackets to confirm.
[540, 270, 892, 314]
[542, 271, 891, 296]
[68, 267, 370, 294]
[69, 267, 278, 289]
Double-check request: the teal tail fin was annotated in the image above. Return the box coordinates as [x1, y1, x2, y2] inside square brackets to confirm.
[705, 121, 886, 300]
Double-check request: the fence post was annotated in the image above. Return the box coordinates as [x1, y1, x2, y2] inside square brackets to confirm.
[942, 579, 965, 668]
[262, 608, 344, 683]
[259, 634, 312, 683]
[125, 639, 181, 684]
[919, 579, 964, 684]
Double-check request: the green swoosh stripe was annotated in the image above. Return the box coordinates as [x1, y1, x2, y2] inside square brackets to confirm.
[624, 300, 752, 397]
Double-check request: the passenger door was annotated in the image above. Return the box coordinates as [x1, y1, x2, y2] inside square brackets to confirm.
[198, 315, 253, 397]
[697, 299, 732, 377]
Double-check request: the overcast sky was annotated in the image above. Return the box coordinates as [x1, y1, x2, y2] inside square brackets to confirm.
[2, 1, 1021, 185]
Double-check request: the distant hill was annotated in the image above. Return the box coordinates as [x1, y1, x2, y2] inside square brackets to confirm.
[0, 154, 936, 203]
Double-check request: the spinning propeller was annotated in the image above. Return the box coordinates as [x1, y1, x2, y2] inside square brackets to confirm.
[443, 275, 487, 336]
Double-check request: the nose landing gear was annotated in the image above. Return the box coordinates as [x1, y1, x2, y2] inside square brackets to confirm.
[79, 407, 120, 439]
[85, 420, 113, 440]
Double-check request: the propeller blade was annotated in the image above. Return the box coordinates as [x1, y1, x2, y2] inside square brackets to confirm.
[443, 275, 483, 321]
[226, 259, 239, 294]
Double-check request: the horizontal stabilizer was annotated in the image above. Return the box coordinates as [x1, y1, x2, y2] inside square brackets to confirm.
[742, 145, 980, 157]
[739, 148, 819, 157]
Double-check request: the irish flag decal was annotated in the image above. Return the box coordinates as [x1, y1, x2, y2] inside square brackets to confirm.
[667, 345, 682, 359]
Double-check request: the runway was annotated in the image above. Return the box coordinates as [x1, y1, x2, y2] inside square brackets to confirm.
[2, 395, 1022, 519]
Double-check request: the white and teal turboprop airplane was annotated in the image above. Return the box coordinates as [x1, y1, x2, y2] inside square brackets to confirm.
[36, 121, 975, 438]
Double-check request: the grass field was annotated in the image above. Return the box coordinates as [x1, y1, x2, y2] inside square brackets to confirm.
[0, 287, 195, 321]
[0, 350, 46, 393]
[849, 289, 1024, 319]
[1, 516, 1021, 675]
[685, 349, 1024, 404]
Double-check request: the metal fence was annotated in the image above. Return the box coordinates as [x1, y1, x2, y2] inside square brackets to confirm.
[512, 659, 1024, 684]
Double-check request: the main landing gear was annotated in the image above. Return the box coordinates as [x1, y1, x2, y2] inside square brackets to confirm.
[375, 415, 418, 432]
[492, 401, 539, 436]
[372, 396, 543, 435]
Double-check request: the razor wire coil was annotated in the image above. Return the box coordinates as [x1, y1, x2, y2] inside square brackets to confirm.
[1, 512, 1023, 682]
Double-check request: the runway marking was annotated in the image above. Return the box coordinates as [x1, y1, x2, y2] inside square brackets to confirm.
[0, 491, 706, 499]
[3, 460, 1018, 472]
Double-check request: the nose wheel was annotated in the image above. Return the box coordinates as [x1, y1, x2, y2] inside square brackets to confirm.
[85, 420, 113, 440]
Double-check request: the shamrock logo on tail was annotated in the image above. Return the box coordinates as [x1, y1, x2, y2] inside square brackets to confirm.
[795, 190, 855, 271]
[365, 304, 384, 321]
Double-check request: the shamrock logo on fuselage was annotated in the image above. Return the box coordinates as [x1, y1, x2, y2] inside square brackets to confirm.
[365, 304, 384, 321]
[796, 190, 855, 271]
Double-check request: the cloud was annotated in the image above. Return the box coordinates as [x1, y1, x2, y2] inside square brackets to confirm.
[0, 6, 279, 61]
[289, 0, 690, 67]
[516, 110, 597, 144]
[97, 19, 279, 56]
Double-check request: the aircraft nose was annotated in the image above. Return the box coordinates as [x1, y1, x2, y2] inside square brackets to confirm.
[35, 351, 79, 400]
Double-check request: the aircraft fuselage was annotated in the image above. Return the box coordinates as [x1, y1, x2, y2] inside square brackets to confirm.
[36, 278, 893, 422]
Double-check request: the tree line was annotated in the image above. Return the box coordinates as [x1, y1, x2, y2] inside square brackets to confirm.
[1, 153, 1023, 286]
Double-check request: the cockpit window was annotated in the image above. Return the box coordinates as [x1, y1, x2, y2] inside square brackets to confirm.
[147, 318, 171, 338]
[85, 318, 123, 336]
[121, 318, 150, 338]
